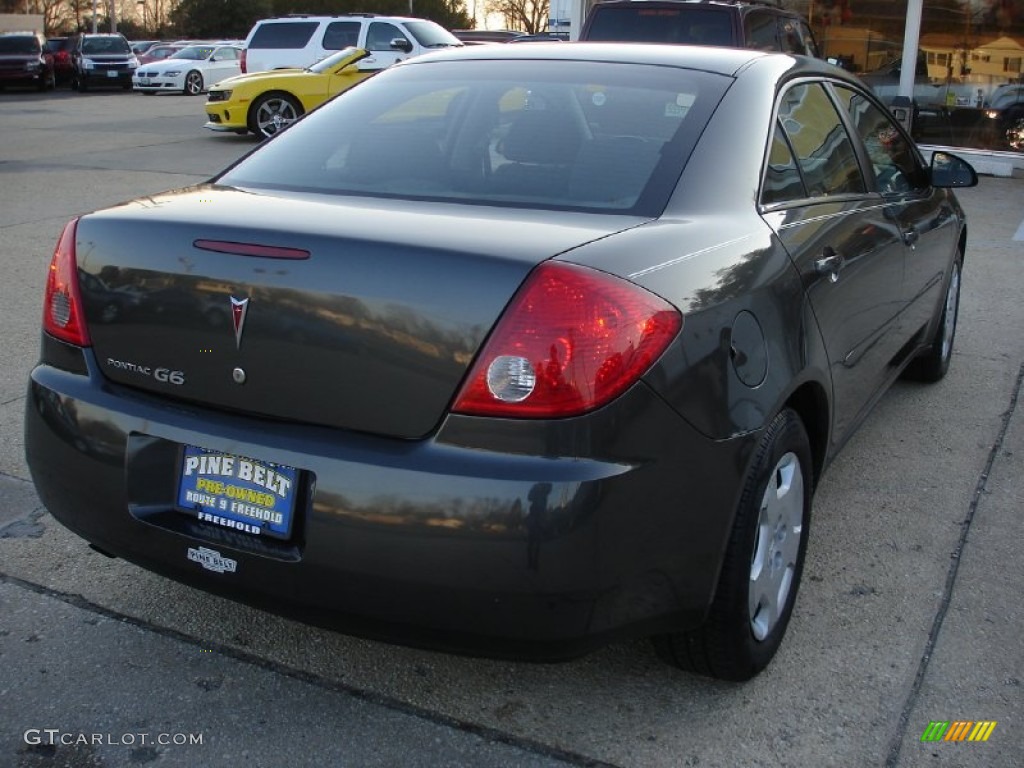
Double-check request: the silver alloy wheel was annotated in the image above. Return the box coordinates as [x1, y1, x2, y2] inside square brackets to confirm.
[939, 261, 960, 362]
[748, 451, 804, 641]
[184, 71, 203, 95]
[255, 97, 298, 137]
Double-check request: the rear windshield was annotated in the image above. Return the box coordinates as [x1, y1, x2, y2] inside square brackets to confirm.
[0, 36, 40, 54]
[248, 21, 318, 49]
[219, 59, 729, 216]
[81, 36, 131, 55]
[584, 7, 734, 46]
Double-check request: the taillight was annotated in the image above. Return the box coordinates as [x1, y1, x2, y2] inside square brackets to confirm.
[43, 218, 91, 346]
[240, 49, 247, 73]
[452, 262, 681, 418]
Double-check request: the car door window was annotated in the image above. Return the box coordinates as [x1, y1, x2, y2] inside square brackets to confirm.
[323, 22, 360, 50]
[367, 22, 405, 51]
[776, 82, 865, 198]
[833, 85, 928, 196]
[778, 19, 807, 55]
[745, 12, 778, 51]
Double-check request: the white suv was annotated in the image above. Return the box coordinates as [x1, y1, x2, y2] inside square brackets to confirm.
[241, 14, 463, 74]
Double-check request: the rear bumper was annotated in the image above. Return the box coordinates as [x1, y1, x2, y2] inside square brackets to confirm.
[25, 341, 754, 659]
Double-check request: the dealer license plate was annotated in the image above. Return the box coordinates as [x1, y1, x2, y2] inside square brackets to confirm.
[177, 446, 299, 539]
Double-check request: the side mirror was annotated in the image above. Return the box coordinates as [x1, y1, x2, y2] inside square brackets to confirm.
[930, 151, 978, 188]
[390, 38, 413, 54]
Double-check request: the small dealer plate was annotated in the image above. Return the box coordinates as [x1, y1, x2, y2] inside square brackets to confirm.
[177, 446, 299, 539]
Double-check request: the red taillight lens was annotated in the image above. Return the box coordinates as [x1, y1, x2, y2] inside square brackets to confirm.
[452, 262, 682, 418]
[240, 49, 247, 73]
[43, 219, 91, 346]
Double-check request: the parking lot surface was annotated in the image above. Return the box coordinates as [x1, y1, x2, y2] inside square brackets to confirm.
[1, 89, 1022, 767]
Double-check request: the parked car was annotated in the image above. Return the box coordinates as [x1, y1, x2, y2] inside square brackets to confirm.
[241, 14, 462, 74]
[69, 33, 138, 91]
[137, 43, 187, 65]
[985, 82, 1024, 150]
[0, 31, 55, 91]
[205, 47, 376, 138]
[133, 44, 242, 95]
[130, 40, 162, 55]
[26, 44, 976, 681]
[44, 36, 74, 85]
[579, 0, 819, 56]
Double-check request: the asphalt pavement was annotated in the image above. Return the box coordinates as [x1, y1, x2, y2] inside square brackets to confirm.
[0, 89, 1022, 768]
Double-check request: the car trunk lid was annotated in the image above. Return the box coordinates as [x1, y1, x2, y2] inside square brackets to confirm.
[75, 186, 646, 438]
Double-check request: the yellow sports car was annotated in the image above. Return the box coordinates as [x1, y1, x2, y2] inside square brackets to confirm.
[205, 47, 375, 139]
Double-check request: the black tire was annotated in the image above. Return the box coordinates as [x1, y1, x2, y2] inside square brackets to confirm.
[904, 254, 962, 383]
[653, 408, 812, 681]
[247, 92, 303, 140]
[184, 70, 203, 96]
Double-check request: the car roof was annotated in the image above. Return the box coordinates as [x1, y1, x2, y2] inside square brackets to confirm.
[400, 40, 771, 76]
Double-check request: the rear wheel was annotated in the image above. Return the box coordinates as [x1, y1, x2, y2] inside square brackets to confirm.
[184, 70, 203, 96]
[904, 254, 962, 382]
[654, 408, 812, 680]
[248, 93, 303, 139]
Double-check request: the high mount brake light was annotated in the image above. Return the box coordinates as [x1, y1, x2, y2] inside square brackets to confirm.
[452, 261, 682, 419]
[43, 218, 91, 347]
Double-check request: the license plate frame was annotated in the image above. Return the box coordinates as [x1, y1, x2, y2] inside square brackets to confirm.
[176, 445, 299, 540]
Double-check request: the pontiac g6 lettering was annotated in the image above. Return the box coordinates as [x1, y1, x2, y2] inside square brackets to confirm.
[106, 359, 185, 385]
[26, 45, 976, 680]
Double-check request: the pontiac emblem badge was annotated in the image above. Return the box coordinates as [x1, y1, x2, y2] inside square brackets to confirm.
[230, 297, 249, 349]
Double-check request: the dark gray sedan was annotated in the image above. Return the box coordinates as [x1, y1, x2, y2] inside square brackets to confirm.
[26, 43, 976, 680]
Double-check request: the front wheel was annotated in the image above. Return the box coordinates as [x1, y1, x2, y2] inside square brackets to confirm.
[248, 93, 303, 139]
[183, 70, 203, 96]
[904, 254, 962, 382]
[653, 408, 812, 681]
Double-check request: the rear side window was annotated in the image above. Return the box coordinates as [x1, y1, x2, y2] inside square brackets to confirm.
[323, 22, 360, 50]
[762, 128, 805, 204]
[776, 82, 865, 198]
[248, 22, 319, 49]
[583, 7, 733, 46]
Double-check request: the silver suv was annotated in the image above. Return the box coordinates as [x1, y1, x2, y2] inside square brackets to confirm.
[241, 14, 462, 74]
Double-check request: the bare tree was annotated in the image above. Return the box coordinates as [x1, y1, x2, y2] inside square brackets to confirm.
[484, 0, 549, 34]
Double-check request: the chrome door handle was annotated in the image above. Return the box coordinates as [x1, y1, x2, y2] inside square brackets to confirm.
[815, 249, 845, 281]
